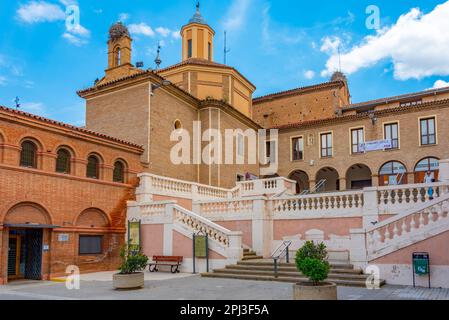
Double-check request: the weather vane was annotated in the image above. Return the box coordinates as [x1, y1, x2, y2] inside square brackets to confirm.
[14, 96, 20, 110]
[155, 43, 162, 70]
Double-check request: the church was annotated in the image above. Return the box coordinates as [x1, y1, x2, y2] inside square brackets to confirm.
[1, 4, 449, 287]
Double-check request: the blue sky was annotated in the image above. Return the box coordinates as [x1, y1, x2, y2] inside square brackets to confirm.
[1, 0, 449, 126]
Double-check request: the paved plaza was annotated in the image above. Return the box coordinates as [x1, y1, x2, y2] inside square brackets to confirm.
[0, 272, 448, 300]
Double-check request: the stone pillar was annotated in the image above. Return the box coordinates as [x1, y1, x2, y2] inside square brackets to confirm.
[439, 159, 449, 183]
[227, 232, 244, 263]
[309, 180, 316, 192]
[349, 228, 368, 269]
[135, 173, 153, 202]
[163, 203, 175, 256]
[371, 174, 379, 187]
[251, 197, 272, 257]
[339, 177, 347, 191]
[362, 187, 380, 228]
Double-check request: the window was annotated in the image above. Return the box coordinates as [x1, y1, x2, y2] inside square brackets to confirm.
[56, 149, 71, 174]
[114, 47, 121, 66]
[79, 235, 103, 255]
[414, 157, 439, 183]
[351, 128, 364, 154]
[208, 42, 211, 61]
[265, 140, 277, 164]
[187, 39, 193, 58]
[237, 134, 244, 157]
[420, 117, 436, 145]
[320, 133, 332, 158]
[113, 161, 125, 183]
[384, 123, 399, 149]
[291, 137, 304, 161]
[379, 161, 407, 186]
[20, 141, 37, 168]
[86, 155, 99, 179]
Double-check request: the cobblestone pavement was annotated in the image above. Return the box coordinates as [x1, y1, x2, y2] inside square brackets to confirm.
[0, 274, 448, 300]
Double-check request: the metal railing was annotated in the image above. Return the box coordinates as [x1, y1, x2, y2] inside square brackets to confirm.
[271, 241, 292, 278]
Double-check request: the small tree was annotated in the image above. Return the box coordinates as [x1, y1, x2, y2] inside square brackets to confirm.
[295, 241, 330, 285]
[118, 244, 149, 275]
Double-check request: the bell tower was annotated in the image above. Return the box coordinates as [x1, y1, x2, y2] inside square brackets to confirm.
[100, 22, 137, 84]
[181, 2, 215, 61]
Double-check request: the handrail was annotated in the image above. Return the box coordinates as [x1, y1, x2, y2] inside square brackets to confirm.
[271, 241, 292, 278]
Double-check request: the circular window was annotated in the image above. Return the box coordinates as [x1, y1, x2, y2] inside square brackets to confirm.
[174, 120, 182, 130]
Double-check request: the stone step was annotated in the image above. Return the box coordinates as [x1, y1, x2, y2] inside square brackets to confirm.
[236, 260, 356, 270]
[201, 272, 385, 288]
[214, 268, 369, 281]
[225, 264, 363, 275]
[241, 255, 265, 261]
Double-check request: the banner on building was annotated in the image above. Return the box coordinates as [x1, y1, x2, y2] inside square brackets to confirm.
[359, 139, 392, 153]
[128, 220, 141, 249]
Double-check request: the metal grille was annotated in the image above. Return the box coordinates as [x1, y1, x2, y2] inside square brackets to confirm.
[7, 238, 17, 276]
[113, 161, 124, 183]
[86, 156, 99, 179]
[56, 149, 71, 173]
[25, 229, 43, 280]
[20, 141, 37, 168]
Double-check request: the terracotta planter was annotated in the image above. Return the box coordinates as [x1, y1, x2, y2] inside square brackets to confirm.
[293, 282, 338, 300]
[113, 272, 145, 290]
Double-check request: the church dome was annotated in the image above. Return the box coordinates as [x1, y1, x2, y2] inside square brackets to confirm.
[109, 22, 130, 40]
[188, 3, 207, 25]
[331, 71, 347, 83]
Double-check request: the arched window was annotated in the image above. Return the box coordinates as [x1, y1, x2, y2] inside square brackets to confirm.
[56, 148, 71, 174]
[113, 161, 125, 183]
[379, 161, 407, 186]
[414, 157, 439, 183]
[20, 141, 37, 168]
[86, 155, 100, 179]
[114, 47, 121, 66]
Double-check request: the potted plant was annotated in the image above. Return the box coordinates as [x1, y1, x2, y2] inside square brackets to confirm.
[113, 244, 149, 290]
[293, 241, 337, 300]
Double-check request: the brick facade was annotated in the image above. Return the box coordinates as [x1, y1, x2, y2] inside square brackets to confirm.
[0, 106, 143, 284]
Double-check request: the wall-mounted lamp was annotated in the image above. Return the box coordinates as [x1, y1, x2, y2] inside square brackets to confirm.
[151, 80, 172, 94]
[368, 111, 378, 125]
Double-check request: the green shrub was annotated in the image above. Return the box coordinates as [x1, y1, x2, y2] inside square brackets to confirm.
[118, 244, 149, 274]
[295, 241, 330, 285]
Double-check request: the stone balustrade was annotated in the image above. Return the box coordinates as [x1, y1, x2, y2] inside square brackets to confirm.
[136, 173, 296, 202]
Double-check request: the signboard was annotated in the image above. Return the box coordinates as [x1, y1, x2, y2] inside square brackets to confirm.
[128, 220, 141, 249]
[412, 252, 431, 288]
[359, 139, 392, 153]
[58, 234, 69, 242]
[194, 235, 207, 258]
[413, 253, 430, 275]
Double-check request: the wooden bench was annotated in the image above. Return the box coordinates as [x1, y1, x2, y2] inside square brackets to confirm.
[148, 256, 183, 274]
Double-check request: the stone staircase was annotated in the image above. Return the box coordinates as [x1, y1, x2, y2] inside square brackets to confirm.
[202, 259, 386, 287]
[241, 248, 264, 261]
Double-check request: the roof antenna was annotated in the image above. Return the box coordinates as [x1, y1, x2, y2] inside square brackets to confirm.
[224, 31, 231, 65]
[155, 43, 162, 70]
[14, 96, 20, 110]
[196, 1, 200, 12]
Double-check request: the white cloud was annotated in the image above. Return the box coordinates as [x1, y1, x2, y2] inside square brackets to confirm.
[62, 32, 87, 46]
[321, 1, 449, 80]
[20, 102, 48, 116]
[172, 31, 181, 40]
[129, 23, 155, 37]
[429, 79, 449, 90]
[320, 36, 341, 55]
[119, 13, 130, 22]
[0, 76, 6, 86]
[17, 1, 65, 24]
[156, 27, 171, 37]
[304, 70, 316, 80]
[223, 0, 252, 31]
[68, 23, 90, 37]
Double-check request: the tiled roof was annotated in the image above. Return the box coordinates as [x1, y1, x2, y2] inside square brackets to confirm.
[0, 105, 143, 150]
[253, 81, 345, 104]
[271, 98, 449, 130]
[156, 58, 256, 89]
[346, 86, 449, 109]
